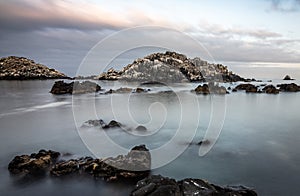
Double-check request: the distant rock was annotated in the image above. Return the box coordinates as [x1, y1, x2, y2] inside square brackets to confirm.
[50, 80, 101, 94]
[131, 175, 257, 196]
[283, 75, 294, 80]
[277, 83, 300, 92]
[193, 82, 228, 95]
[262, 85, 279, 94]
[104, 87, 149, 94]
[82, 119, 124, 130]
[97, 51, 246, 83]
[135, 125, 147, 131]
[233, 83, 258, 93]
[0, 56, 69, 80]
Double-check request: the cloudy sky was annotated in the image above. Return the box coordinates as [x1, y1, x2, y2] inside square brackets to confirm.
[0, 0, 300, 76]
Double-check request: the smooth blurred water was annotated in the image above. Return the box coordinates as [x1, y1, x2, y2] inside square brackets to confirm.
[0, 79, 300, 196]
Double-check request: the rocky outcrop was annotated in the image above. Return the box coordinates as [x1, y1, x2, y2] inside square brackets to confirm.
[277, 83, 300, 92]
[97, 51, 246, 83]
[82, 119, 123, 129]
[8, 150, 60, 174]
[193, 82, 228, 95]
[8, 145, 151, 182]
[0, 56, 68, 80]
[233, 84, 259, 93]
[104, 87, 149, 94]
[262, 85, 279, 94]
[283, 75, 294, 80]
[50, 80, 101, 94]
[51, 145, 151, 181]
[131, 175, 257, 196]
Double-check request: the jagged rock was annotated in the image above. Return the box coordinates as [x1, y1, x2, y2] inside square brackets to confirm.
[8, 150, 60, 174]
[102, 120, 122, 129]
[51, 145, 151, 181]
[283, 75, 294, 80]
[277, 83, 300, 92]
[193, 82, 228, 95]
[131, 175, 257, 196]
[50, 80, 101, 94]
[262, 85, 280, 94]
[233, 84, 258, 93]
[82, 119, 106, 127]
[0, 56, 68, 80]
[96, 51, 246, 83]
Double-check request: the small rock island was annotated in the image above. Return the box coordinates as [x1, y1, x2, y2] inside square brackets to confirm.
[0, 56, 68, 80]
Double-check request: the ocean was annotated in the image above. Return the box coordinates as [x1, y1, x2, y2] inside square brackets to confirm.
[0, 75, 300, 195]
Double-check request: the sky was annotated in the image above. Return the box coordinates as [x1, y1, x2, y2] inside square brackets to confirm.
[0, 0, 300, 76]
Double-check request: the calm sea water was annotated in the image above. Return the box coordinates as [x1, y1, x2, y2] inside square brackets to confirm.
[0, 78, 300, 196]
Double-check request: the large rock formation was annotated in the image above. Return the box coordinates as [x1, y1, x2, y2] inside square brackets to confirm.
[50, 80, 101, 94]
[0, 56, 68, 79]
[97, 51, 245, 83]
[131, 175, 257, 196]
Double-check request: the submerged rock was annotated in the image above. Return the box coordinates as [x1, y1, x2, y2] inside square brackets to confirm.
[0, 56, 68, 80]
[135, 125, 147, 131]
[131, 175, 257, 196]
[50, 80, 101, 94]
[8, 150, 60, 174]
[96, 51, 246, 83]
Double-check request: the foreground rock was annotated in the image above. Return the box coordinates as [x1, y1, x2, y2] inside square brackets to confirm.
[131, 175, 257, 196]
[51, 145, 151, 181]
[9, 145, 151, 182]
[277, 83, 300, 92]
[0, 56, 69, 80]
[50, 80, 101, 94]
[193, 82, 228, 95]
[97, 51, 246, 83]
[8, 150, 60, 174]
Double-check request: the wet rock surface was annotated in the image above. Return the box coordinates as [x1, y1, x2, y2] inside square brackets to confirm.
[193, 82, 228, 95]
[277, 83, 300, 92]
[8, 150, 60, 174]
[97, 51, 246, 83]
[9, 145, 151, 182]
[50, 80, 101, 94]
[131, 175, 257, 196]
[0, 56, 68, 80]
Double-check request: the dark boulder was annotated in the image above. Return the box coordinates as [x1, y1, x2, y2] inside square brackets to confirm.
[131, 175, 257, 196]
[135, 125, 147, 131]
[277, 83, 300, 92]
[102, 120, 122, 129]
[283, 75, 294, 80]
[262, 85, 279, 94]
[8, 150, 60, 174]
[50, 80, 101, 95]
[233, 84, 258, 93]
[193, 82, 228, 95]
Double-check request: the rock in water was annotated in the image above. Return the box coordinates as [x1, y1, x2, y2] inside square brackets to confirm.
[8, 150, 60, 174]
[262, 85, 280, 94]
[283, 75, 294, 80]
[233, 83, 258, 93]
[50, 80, 101, 94]
[193, 82, 228, 95]
[277, 83, 300, 92]
[96, 51, 246, 83]
[131, 175, 257, 196]
[0, 56, 68, 80]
